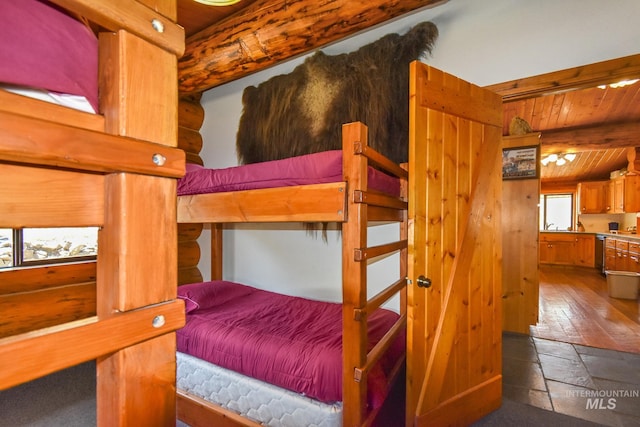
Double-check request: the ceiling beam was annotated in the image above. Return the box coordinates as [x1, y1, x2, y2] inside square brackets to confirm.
[540, 121, 640, 156]
[178, 0, 448, 94]
[486, 54, 640, 102]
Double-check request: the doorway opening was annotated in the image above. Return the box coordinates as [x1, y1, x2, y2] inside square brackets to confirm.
[486, 54, 640, 354]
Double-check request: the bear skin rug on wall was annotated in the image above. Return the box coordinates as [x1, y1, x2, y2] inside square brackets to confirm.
[236, 21, 438, 165]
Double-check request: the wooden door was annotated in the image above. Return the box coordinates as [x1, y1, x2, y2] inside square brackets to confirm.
[406, 61, 503, 426]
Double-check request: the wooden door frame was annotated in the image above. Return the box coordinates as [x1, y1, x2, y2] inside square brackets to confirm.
[486, 54, 640, 335]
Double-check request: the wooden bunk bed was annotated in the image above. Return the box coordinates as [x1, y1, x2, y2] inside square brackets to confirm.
[175, 121, 409, 427]
[0, 1, 185, 425]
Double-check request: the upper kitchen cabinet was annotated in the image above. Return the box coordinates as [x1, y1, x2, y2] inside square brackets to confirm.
[625, 176, 640, 212]
[577, 180, 609, 214]
[608, 174, 640, 213]
[609, 177, 625, 213]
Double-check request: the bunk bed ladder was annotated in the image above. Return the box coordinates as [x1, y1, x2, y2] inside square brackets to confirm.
[341, 122, 409, 427]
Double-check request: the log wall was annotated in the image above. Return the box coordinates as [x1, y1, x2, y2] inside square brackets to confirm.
[177, 94, 205, 285]
[0, 262, 96, 338]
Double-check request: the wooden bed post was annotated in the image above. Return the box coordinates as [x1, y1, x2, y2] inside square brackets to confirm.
[341, 122, 369, 426]
[96, 17, 181, 425]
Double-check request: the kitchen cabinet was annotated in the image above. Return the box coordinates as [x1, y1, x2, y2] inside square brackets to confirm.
[539, 232, 595, 267]
[575, 234, 596, 267]
[622, 175, 640, 213]
[609, 177, 625, 213]
[604, 236, 640, 272]
[629, 241, 640, 273]
[605, 237, 617, 270]
[577, 181, 609, 214]
[615, 239, 631, 271]
[606, 175, 640, 213]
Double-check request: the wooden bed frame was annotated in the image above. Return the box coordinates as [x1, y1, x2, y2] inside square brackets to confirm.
[176, 121, 409, 427]
[0, 1, 185, 425]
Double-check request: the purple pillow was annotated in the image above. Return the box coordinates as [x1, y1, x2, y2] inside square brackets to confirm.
[0, 0, 99, 112]
[177, 281, 256, 313]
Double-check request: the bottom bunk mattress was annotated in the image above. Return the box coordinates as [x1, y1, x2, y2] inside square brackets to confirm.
[177, 351, 343, 427]
[176, 280, 405, 412]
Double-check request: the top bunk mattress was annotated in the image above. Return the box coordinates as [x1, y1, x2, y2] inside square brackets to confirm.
[0, 0, 98, 113]
[177, 280, 405, 407]
[177, 150, 401, 197]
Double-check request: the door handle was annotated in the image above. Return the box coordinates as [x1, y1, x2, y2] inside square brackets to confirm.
[416, 275, 432, 288]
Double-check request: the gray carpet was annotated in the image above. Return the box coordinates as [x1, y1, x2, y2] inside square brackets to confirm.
[473, 398, 603, 426]
[0, 362, 95, 427]
[1, 361, 604, 426]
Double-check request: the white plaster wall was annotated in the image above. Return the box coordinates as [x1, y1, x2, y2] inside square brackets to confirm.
[196, 0, 640, 306]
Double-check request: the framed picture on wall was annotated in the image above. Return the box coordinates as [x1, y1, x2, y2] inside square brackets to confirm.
[502, 145, 539, 180]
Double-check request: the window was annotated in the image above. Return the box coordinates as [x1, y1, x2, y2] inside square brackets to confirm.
[540, 194, 573, 231]
[0, 227, 98, 269]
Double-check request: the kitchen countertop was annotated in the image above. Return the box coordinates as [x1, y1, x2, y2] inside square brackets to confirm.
[540, 230, 640, 240]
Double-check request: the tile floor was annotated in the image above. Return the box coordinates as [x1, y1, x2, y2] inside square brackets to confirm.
[503, 332, 640, 426]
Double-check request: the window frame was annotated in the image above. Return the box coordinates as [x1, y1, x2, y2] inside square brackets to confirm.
[539, 192, 575, 231]
[2, 228, 97, 269]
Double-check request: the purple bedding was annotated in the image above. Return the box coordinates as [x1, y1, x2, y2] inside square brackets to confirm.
[0, 0, 99, 112]
[177, 150, 401, 197]
[177, 280, 405, 407]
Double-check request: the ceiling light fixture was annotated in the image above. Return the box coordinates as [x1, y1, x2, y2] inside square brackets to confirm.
[598, 79, 639, 89]
[193, 0, 242, 6]
[541, 152, 576, 166]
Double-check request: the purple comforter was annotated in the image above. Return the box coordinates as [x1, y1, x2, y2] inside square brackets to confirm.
[177, 150, 400, 197]
[177, 280, 404, 406]
[0, 0, 99, 112]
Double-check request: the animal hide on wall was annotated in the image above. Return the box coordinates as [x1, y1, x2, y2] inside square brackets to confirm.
[236, 22, 438, 165]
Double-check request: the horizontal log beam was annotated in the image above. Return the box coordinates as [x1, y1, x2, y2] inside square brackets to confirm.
[178, 0, 448, 94]
[486, 54, 640, 101]
[0, 262, 96, 294]
[540, 121, 640, 155]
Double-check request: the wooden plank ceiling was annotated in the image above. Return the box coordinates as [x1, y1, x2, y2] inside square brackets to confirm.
[494, 63, 640, 187]
[177, 1, 640, 187]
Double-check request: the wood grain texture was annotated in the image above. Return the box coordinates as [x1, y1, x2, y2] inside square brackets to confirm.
[531, 265, 640, 354]
[502, 133, 540, 334]
[0, 89, 104, 132]
[177, 390, 262, 427]
[485, 54, 640, 186]
[0, 164, 104, 228]
[0, 263, 96, 294]
[1, 2, 184, 425]
[178, 183, 347, 223]
[0, 283, 96, 338]
[92, 17, 183, 425]
[100, 30, 180, 148]
[407, 61, 503, 426]
[178, 0, 447, 93]
[0, 299, 184, 390]
[0, 111, 184, 178]
[177, 95, 205, 282]
[51, 0, 184, 55]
